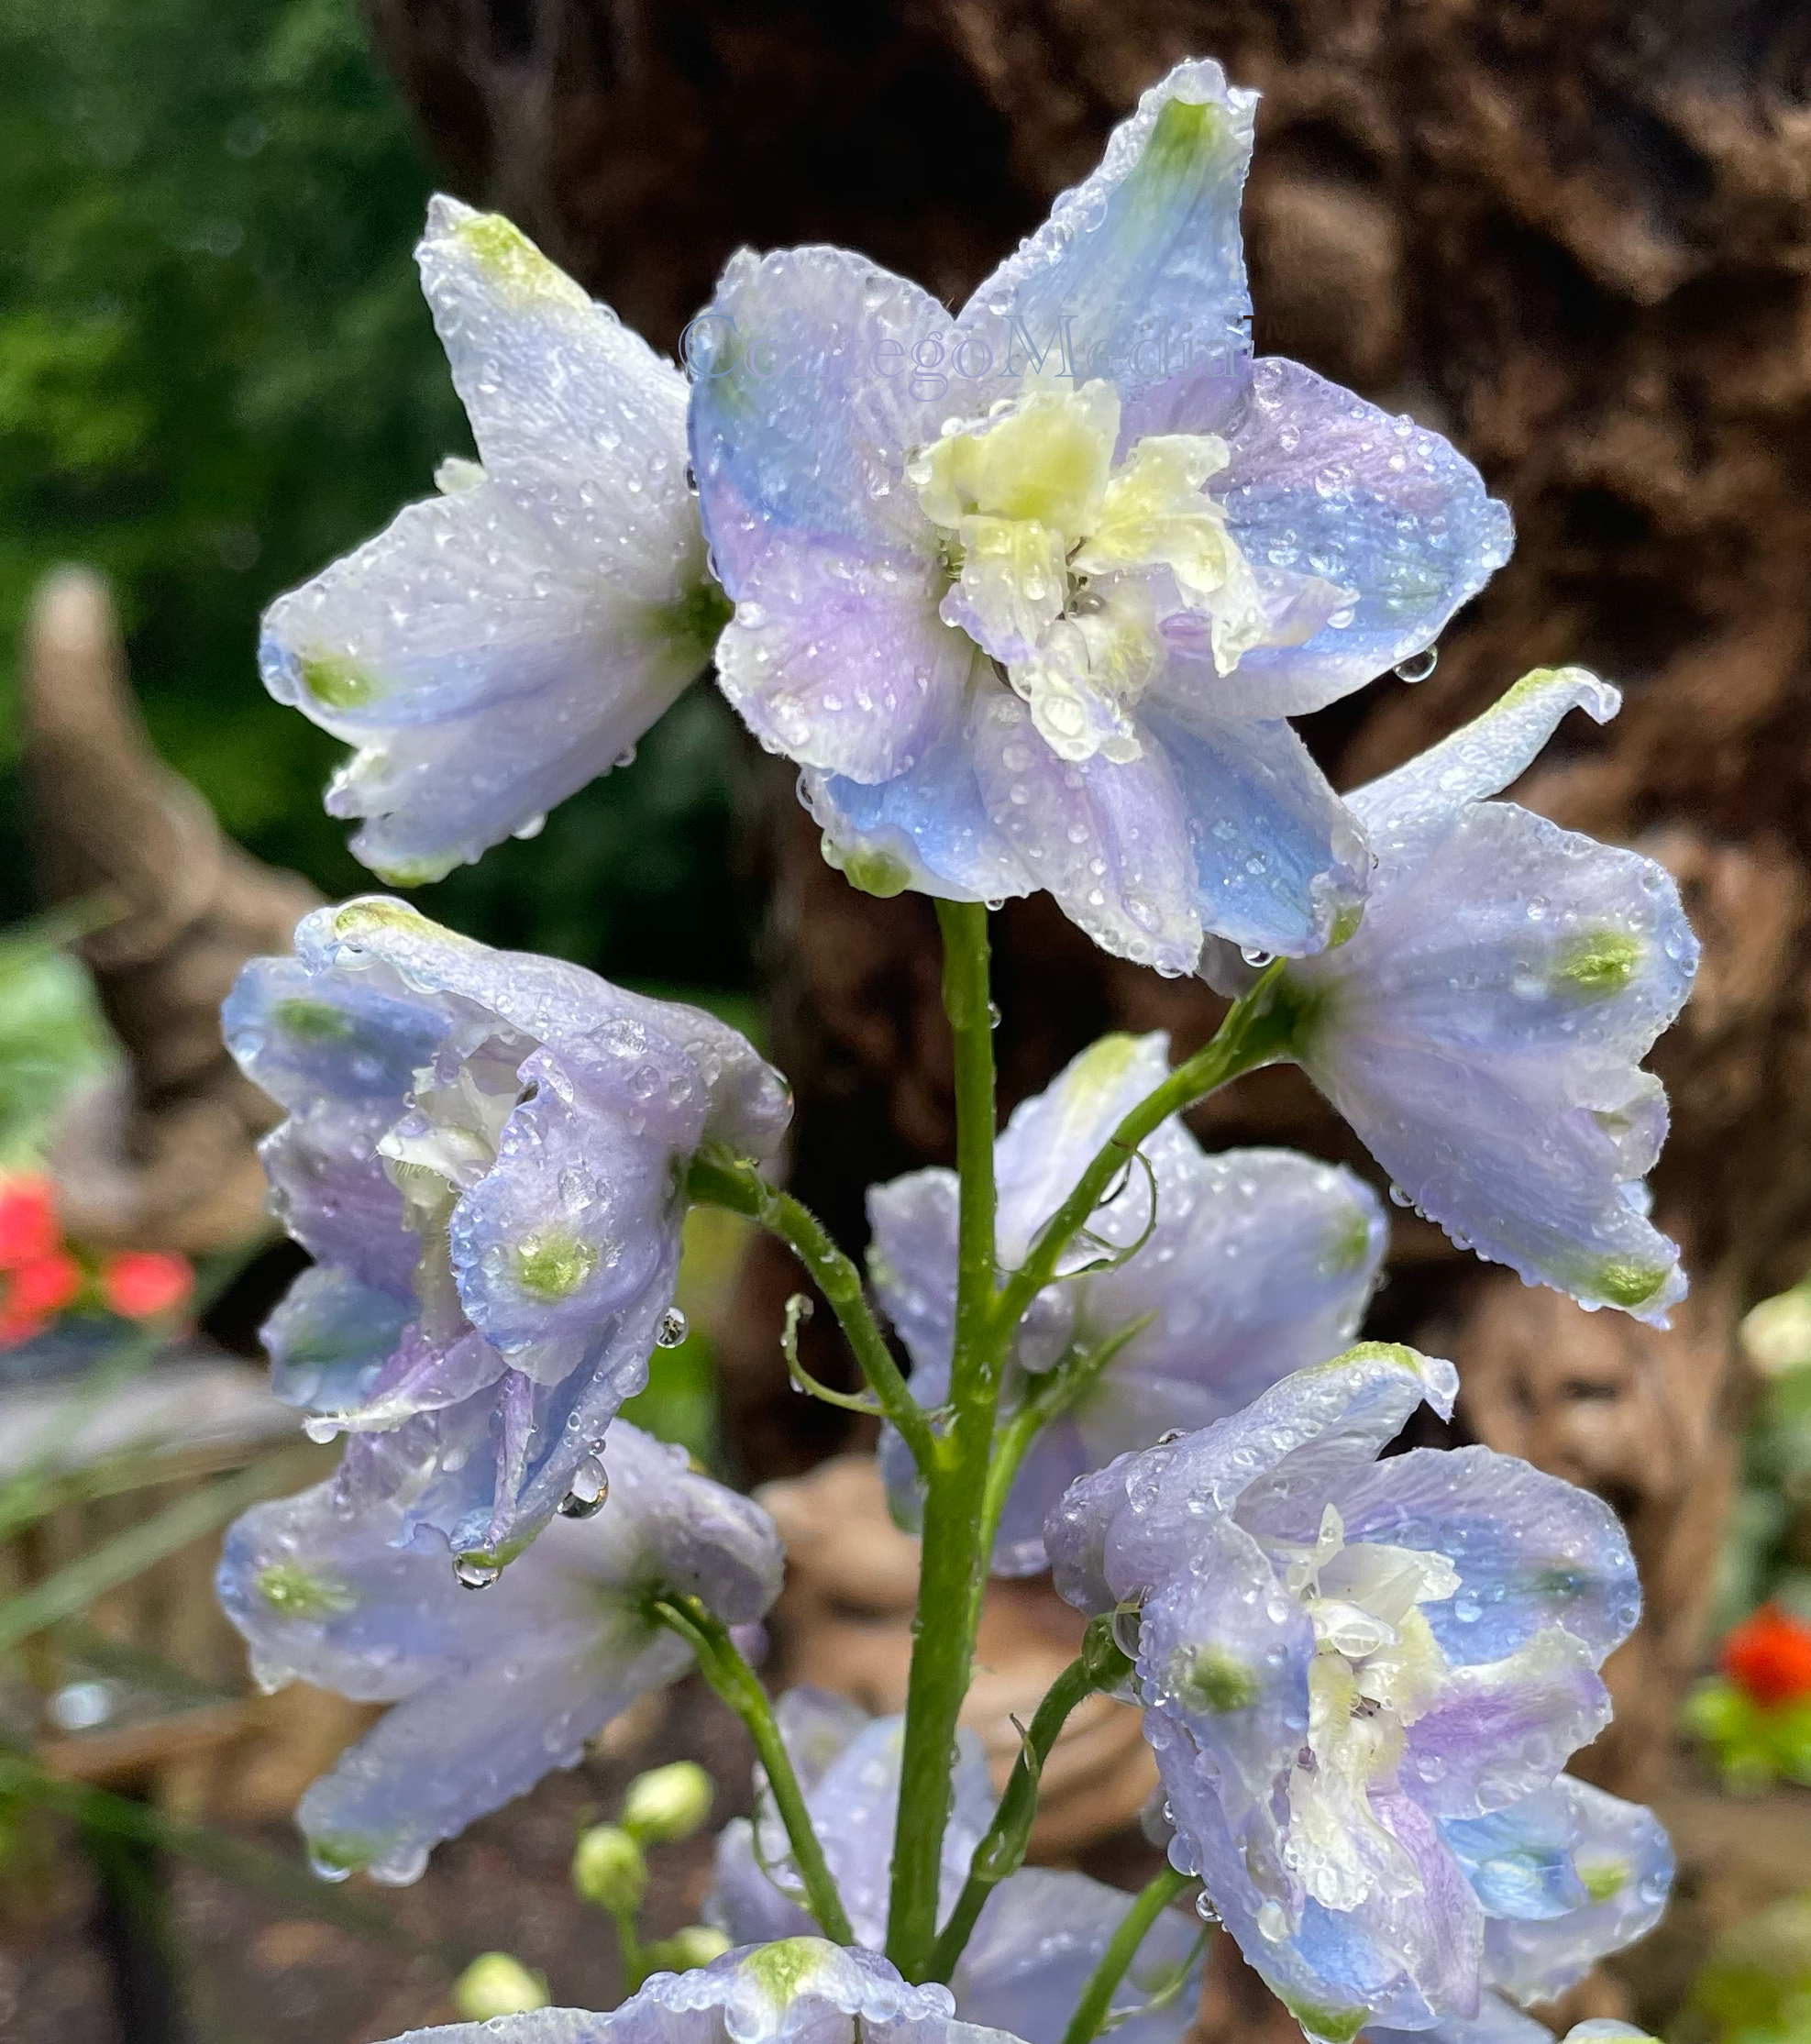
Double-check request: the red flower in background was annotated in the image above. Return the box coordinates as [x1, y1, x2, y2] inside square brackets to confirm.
[0, 1249, 81, 1345]
[0, 1176, 59, 1270]
[100, 1250, 193, 1321]
[1721, 1603, 1811, 1707]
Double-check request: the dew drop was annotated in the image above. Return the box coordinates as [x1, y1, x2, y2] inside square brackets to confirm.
[558, 1453, 610, 1519]
[1393, 646, 1439, 683]
[454, 1555, 502, 1590]
[657, 1306, 690, 1349]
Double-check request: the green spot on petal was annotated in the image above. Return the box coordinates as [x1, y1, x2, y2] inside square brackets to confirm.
[512, 1231, 597, 1302]
[256, 1563, 354, 1619]
[1596, 1257, 1671, 1310]
[1578, 1856, 1629, 1903]
[1175, 1646, 1259, 1714]
[1324, 1206, 1375, 1276]
[744, 1937, 828, 2005]
[1553, 929, 1644, 999]
[333, 898, 439, 941]
[1140, 96, 1221, 189]
[451, 211, 589, 310]
[300, 654, 382, 713]
[822, 838, 913, 899]
[271, 999, 356, 1044]
[1278, 1993, 1367, 2044]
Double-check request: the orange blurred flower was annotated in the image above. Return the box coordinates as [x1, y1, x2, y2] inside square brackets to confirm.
[1720, 1602, 1811, 1707]
[99, 1249, 194, 1322]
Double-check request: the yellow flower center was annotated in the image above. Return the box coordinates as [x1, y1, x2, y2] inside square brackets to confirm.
[909, 381, 1265, 764]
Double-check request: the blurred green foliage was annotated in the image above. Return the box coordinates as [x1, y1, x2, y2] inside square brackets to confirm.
[0, 0, 749, 985]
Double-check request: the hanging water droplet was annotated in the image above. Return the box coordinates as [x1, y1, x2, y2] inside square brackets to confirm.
[1393, 646, 1438, 682]
[454, 1555, 502, 1590]
[558, 1453, 610, 1519]
[657, 1306, 690, 1349]
[987, 1000, 1002, 1030]
[308, 1851, 354, 1884]
[683, 461, 698, 493]
[1240, 947, 1275, 968]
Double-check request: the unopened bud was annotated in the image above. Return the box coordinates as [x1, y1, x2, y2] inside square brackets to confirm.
[621, 1760, 713, 1843]
[572, 1823, 647, 1913]
[453, 1952, 547, 2018]
[645, 1924, 733, 1974]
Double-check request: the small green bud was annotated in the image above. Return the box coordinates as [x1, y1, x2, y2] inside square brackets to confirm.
[453, 1953, 547, 2019]
[644, 1925, 733, 1974]
[621, 1760, 714, 1844]
[572, 1823, 647, 1914]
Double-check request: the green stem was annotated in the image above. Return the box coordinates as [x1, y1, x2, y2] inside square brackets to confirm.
[887, 900, 1001, 1978]
[926, 1615, 1132, 1983]
[686, 1155, 936, 1475]
[992, 960, 1295, 1341]
[610, 1906, 648, 1994]
[650, 1592, 854, 1945]
[1057, 1866, 1196, 2044]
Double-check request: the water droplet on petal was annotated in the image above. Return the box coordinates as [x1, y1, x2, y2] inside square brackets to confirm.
[1394, 646, 1439, 682]
[558, 1453, 610, 1519]
[657, 1306, 689, 1349]
[454, 1555, 502, 1590]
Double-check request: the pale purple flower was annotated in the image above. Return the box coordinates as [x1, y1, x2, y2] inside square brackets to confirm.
[872, 1032, 1386, 1573]
[707, 1689, 1205, 2044]
[689, 59, 1510, 972]
[224, 896, 789, 1566]
[1045, 1345, 1657, 2042]
[1208, 668, 1698, 1324]
[368, 1939, 1029, 2044]
[260, 198, 723, 884]
[217, 1421, 780, 1885]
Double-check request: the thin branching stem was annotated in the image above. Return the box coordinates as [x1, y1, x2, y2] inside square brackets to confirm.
[687, 1155, 935, 1474]
[649, 1592, 854, 1944]
[1056, 1865, 1197, 2044]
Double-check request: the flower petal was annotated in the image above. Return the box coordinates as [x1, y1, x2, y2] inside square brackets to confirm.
[260, 1265, 413, 1415]
[1333, 1446, 1640, 1667]
[1399, 1631, 1612, 1819]
[1139, 700, 1369, 956]
[1477, 1780, 1673, 2005]
[416, 198, 696, 576]
[971, 689, 1203, 975]
[960, 61, 1256, 444]
[801, 658, 1037, 902]
[1291, 799, 1696, 1321]
[1203, 359, 1513, 716]
[297, 1615, 689, 1884]
[1348, 668, 1620, 860]
[1045, 1346, 1458, 1614]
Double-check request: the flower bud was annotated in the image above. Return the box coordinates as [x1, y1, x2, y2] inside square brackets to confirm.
[621, 1760, 713, 1843]
[453, 1952, 547, 2018]
[571, 1822, 647, 1913]
[645, 1925, 733, 1974]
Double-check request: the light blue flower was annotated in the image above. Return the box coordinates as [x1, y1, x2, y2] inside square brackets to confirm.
[223, 896, 789, 1565]
[369, 1939, 1029, 2044]
[217, 1421, 781, 1886]
[706, 1688, 1205, 2044]
[871, 1032, 1386, 1573]
[260, 198, 725, 884]
[1044, 1345, 1657, 2043]
[1208, 666, 1698, 1323]
[688, 59, 1510, 972]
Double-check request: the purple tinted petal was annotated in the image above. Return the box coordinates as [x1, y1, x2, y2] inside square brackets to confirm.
[1336, 1446, 1640, 1667]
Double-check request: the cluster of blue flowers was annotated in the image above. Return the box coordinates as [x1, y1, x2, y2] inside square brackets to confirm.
[218, 54, 1694, 2044]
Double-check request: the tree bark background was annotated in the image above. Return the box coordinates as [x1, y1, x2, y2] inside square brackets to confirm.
[356, 0, 1811, 2025]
